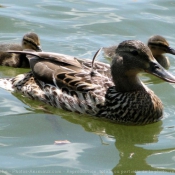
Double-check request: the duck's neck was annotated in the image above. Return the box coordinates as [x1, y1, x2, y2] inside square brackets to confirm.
[111, 60, 145, 92]
[112, 73, 145, 92]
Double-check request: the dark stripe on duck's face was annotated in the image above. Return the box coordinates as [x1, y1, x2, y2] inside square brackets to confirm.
[148, 43, 169, 52]
[23, 39, 42, 51]
[148, 43, 175, 54]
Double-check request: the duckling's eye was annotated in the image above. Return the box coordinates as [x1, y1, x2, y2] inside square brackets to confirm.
[131, 50, 139, 56]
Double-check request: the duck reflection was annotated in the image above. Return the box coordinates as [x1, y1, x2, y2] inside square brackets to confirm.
[0, 65, 29, 77]
[11, 93, 175, 175]
[62, 114, 175, 175]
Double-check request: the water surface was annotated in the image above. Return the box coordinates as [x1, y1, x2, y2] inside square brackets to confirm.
[0, 0, 175, 175]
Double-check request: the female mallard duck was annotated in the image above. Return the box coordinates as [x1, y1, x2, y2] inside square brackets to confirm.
[1, 40, 175, 125]
[103, 35, 175, 69]
[0, 32, 42, 68]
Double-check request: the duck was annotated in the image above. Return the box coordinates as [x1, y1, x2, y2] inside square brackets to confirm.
[103, 35, 175, 69]
[1, 40, 175, 125]
[0, 32, 42, 68]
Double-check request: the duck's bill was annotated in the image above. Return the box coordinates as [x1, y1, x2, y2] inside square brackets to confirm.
[145, 62, 175, 83]
[167, 46, 175, 55]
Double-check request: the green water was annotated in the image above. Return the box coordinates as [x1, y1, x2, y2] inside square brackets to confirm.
[0, 0, 175, 175]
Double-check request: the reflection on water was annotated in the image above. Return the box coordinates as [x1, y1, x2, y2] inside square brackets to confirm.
[0, 66, 29, 77]
[20, 143, 93, 168]
[8, 93, 175, 174]
[1, 0, 175, 174]
[63, 113, 175, 175]
[0, 89, 30, 116]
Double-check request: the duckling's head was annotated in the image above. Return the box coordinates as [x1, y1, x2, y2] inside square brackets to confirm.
[148, 35, 175, 57]
[111, 40, 175, 91]
[22, 32, 42, 52]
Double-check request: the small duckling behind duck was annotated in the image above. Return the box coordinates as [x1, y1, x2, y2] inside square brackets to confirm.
[103, 35, 175, 69]
[147, 35, 175, 69]
[0, 32, 42, 68]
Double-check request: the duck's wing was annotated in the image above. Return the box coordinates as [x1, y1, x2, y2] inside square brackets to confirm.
[7, 50, 82, 68]
[7, 50, 113, 93]
[53, 66, 99, 91]
[7, 50, 112, 92]
[52, 48, 112, 92]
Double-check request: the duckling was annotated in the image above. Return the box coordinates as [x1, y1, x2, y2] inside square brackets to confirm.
[147, 35, 175, 69]
[1, 40, 175, 125]
[103, 35, 175, 69]
[0, 32, 42, 68]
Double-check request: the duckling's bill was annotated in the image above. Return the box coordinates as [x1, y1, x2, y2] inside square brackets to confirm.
[36, 45, 42, 52]
[167, 46, 175, 55]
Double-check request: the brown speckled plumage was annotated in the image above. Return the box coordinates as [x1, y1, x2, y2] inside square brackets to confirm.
[1, 40, 175, 125]
[97, 86, 162, 125]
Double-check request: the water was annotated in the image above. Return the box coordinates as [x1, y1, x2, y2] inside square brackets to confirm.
[0, 0, 175, 175]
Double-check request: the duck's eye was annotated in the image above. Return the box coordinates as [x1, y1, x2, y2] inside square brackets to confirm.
[131, 50, 139, 56]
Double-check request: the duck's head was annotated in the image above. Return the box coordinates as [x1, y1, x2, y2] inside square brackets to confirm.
[111, 40, 175, 90]
[147, 35, 175, 57]
[22, 32, 42, 52]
